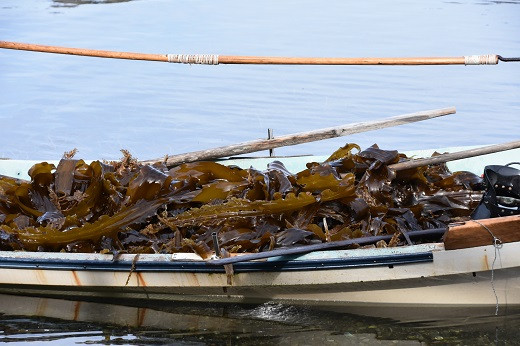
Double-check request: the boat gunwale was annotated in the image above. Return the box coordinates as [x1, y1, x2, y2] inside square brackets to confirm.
[0, 251, 434, 273]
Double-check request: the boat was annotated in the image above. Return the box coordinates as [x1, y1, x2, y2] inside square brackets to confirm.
[0, 146, 518, 309]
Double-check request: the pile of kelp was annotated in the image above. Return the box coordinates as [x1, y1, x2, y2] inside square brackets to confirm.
[0, 144, 484, 256]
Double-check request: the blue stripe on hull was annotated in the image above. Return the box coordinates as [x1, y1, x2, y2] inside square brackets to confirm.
[0, 252, 432, 273]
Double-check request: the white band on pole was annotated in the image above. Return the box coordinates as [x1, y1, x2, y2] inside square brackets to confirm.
[464, 55, 498, 65]
[166, 54, 219, 65]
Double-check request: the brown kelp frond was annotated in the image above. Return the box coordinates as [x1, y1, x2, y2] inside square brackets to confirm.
[0, 143, 483, 254]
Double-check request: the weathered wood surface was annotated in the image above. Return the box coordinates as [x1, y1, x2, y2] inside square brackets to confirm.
[389, 140, 520, 171]
[444, 215, 520, 250]
[142, 107, 456, 167]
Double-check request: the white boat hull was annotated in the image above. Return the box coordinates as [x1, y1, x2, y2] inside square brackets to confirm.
[0, 241, 518, 307]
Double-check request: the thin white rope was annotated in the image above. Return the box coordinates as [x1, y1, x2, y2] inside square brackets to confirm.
[464, 55, 498, 65]
[166, 54, 219, 65]
[491, 238, 503, 316]
[473, 220, 503, 315]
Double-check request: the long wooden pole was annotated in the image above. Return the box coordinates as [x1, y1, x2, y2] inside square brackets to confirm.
[389, 140, 520, 171]
[219, 55, 516, 65]
[0, 41, 501, 65]
[218, 56, 469, 65]
[206, 227, 447, 265]
[141, 107, 456, 166]
[0, 41, 166, 62]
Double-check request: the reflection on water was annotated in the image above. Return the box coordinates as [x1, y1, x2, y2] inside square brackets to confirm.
[478, 1, 520, 4]
[0, 294, 519, 345]
[52, 0, 133, 7]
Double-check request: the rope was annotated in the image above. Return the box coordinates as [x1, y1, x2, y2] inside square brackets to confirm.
[473, 220, 502, 315]
[464, 55, 498, 65]
[125, 254, 140, 286]
[498, 55, 520, 62]
[166, 54, 219, 65]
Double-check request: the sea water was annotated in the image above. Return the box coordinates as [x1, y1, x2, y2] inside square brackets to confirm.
[0, 0, 519, 162]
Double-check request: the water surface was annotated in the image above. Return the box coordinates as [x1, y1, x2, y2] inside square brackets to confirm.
[0, 294, 519, 345]
[0, 0, 519, 161]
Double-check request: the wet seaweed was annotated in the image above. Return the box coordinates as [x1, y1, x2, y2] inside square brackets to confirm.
[0, 144, 483, 256]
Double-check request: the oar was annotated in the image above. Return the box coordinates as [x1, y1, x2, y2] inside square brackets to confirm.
[389, 140, 520, 171]
[206, 227, 447, 266]
[1, 41, 518, 65]
[141, 107, 456, 167]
